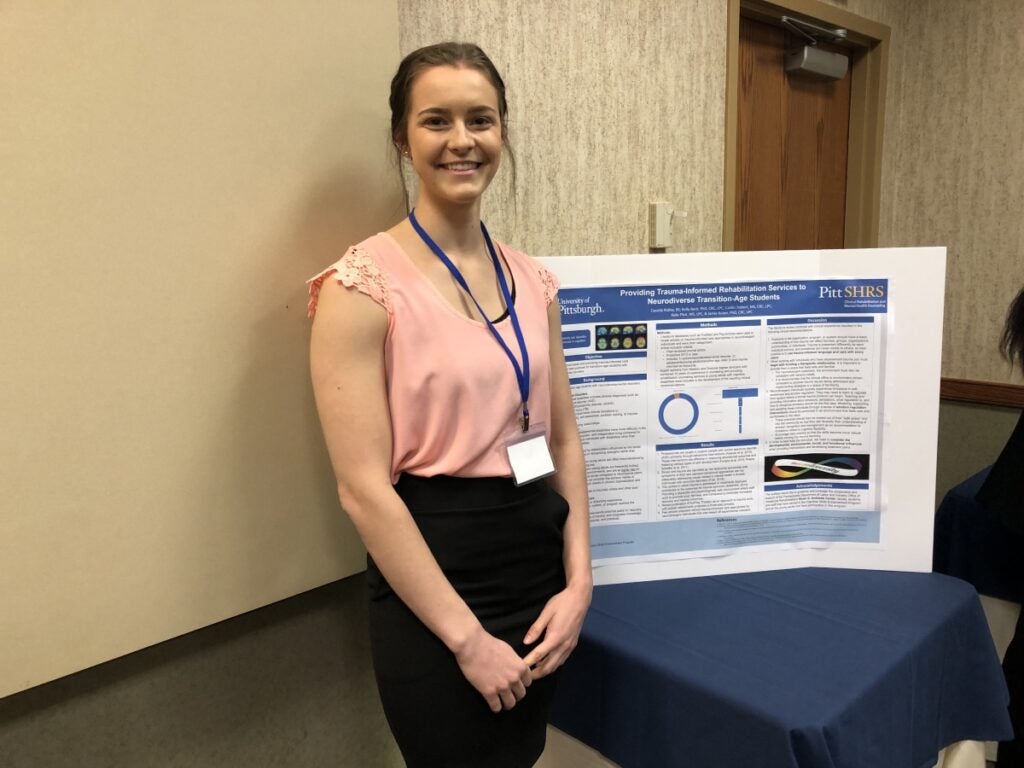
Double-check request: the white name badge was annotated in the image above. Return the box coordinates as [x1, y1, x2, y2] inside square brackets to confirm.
[505, 425, 556, 486]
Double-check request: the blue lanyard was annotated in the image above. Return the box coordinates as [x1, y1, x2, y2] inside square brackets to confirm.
[408, 209, 531, 432]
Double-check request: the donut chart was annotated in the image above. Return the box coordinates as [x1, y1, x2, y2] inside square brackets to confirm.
[658, 392, 699, 435]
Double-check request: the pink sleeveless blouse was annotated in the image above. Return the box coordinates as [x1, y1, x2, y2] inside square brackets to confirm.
[308, 233, 559, 482]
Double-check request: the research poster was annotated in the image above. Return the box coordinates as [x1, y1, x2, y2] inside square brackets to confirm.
[540, 249, 945, 584]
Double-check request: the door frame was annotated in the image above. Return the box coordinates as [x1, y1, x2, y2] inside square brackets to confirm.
[723, 0, 891, 250]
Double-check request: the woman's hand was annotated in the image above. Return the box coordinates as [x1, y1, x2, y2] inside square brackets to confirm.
[454, 626, 533, 712]
[521, 582, 592, 678]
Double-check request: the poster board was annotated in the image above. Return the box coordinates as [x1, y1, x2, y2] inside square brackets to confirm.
[540, 247, 945, 585]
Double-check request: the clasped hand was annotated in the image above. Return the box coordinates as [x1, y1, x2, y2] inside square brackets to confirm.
[455, 628, 532, 713]
[522, 584, 591, 678]
[454, 585, 591, 712]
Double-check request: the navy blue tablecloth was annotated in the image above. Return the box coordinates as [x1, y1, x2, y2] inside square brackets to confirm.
[934, 467, 1024, 603]
[550, 568, 1011, 768]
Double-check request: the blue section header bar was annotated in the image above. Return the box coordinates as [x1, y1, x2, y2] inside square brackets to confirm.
[565, 351, 647, 362]
[722, 388, 758, 398]
[568, 373, 648, 386]
[767, 317, 875, 326]
[765, 482, 871, 491]
[558, 279, 888, 324]
[656, 439, 759, 451]
[658, 320, 761, 330]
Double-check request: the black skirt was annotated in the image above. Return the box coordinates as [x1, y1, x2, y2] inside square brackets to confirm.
[366, 474, 569, 768]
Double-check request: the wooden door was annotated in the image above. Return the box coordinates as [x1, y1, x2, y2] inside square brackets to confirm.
[736, 16, 852, 250]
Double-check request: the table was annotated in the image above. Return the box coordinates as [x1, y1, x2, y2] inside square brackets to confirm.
[934, 467, 1024, 765]
[550, 568, 1011, 768]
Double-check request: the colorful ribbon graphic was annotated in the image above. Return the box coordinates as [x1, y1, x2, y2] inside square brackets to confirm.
[770, 457, 863, 479]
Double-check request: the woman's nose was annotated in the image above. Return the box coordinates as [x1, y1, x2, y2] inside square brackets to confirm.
[447, 121, 473, 150]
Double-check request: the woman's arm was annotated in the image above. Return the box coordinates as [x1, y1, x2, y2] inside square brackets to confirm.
[309, 277, 532, 712]
[522, 298, 593, 677]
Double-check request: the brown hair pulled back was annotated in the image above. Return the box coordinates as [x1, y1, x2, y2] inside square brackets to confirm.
[1000, 285, 1024, 374]
[389, 42, 516, 210]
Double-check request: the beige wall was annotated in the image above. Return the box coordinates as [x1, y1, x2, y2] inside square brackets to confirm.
[398, 0, 728, 256]
[877, 0, 1024, 384]
[0, 0, 401, 697]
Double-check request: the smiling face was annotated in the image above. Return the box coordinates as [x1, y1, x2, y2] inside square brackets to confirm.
[403, 65, 503, 212]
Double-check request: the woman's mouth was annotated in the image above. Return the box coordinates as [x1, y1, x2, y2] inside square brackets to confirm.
[439, 162, 482, 175]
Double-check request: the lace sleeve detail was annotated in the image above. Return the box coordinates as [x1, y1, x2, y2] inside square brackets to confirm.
[535, 262, 560, 305]
[306, 246, 391, 318]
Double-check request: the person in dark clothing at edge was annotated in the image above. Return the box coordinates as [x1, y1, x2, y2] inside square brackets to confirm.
[982, 285, 1024, 767]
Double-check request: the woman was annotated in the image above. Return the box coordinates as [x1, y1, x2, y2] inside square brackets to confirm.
[307, 42, 592, 767]
[985, 286, 1024, 766]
